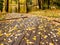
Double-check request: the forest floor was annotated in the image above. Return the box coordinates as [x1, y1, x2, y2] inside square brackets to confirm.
[29, 9, 60, 18]
[0, 9, 60, 45]
[0, 9, 60, 20]
[0, 11, 60, 45]
[0, 14, 60, 45]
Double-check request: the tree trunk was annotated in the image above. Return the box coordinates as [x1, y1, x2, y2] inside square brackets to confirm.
[48, 0, 50, 9]
[38, 0, 41, 9]
[41, 0, 45, 10]
[6, 0, 9, 12]
[18, 0, 20, 13]
[26, 0, 29, 13]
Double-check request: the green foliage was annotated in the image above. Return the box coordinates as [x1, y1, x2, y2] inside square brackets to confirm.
[54, 0, 60, 6]
[0, 0, 3, 11]
[27, 0, 32, 5]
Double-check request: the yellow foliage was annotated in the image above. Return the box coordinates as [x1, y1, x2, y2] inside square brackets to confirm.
[24, 37, 27, 40]
[27, 42, 34, 44]
[0, 43, 4, 45]
[26, 27, 36, 31]
[38, 32, 41, 35]
[49, 42, 54, 45]
[44, 35, 48, 39]
[4, 38, 6, 41]
[17, 30, 21, 32]
[12, 1, 16, 4]
[26, 39, 30, 42]
[26, 27, 32, 31]
[0, 33, 3, 37]
[38, 26, 44, 29]
[5, 33, 11, 37]
[12, 25, 18, 30]
[20, 5, 26, 13]
[33, 31, 35, 33]
[0, 30, 3, 36]
[57, 31, 60, 36]
[32, 36, 36, 40]
[20, 0, 26, 4]
[57, 28, 60, 30]
[32, 27, 35, 29]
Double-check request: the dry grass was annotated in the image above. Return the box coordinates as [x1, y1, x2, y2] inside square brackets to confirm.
[0, 13, 6, 20]
[0, 9, 60, 20]
[29, 9, 60, 18]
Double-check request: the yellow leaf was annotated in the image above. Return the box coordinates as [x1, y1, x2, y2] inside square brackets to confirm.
[38, 32, 41, 34]
[4, 38, 6, 41]
[33, 31, 35, 33]
[24, 37, 27, 40]
[20, 0, 26, 4]
[32, 36, 36, 40]
[49, 42, 54, 45]
[31, 27, 35, 29]
[12, 25, 18, 30]
[17, 30, 21, 32]
[0, 43, 4, 45]
[44, 35, 48, 39]
[57, 31, 60, 36]
[0, 30, 3, 36]
[57, 28, 60, 30]
[38, 26, 43, 29]
[5, 33, 11, 37]
[26, 27, 32, 31]
[0, 33, 3, 36]
[27, 42, 34, 44]
[0, 30, 2, 33]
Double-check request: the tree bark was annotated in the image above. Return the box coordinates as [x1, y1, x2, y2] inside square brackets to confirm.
[41, 0, 45, 10]
[18, 0, 20, 13]
[38, 0, 41, 9]
[6, 0, 9, 12]
[26, 0, 29, 13]
[48, 0, 50, 9]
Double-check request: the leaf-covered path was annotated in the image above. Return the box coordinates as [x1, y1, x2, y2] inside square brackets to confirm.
[0, 14, 60, 45]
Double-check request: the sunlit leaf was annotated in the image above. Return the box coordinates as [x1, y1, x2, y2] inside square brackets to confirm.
[44, 35, 48, 39]
[49, 42, 54, 45]
[12, 25, 18, 30]
[32, 36, 36, 40]
[0, 33, 3, 36]
[5, 33, 11, 37]
[0, 43, 4, 45]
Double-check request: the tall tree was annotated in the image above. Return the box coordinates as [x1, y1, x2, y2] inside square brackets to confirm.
[6, 0, 9, 12]
[42, 0, 45, 10]
[18, 0, 20, 12]
[47, 0, 50, 9]
[38, 0, 41, 9]
[26, 0, 29, 13]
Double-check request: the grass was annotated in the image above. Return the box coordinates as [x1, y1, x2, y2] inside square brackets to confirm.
[0, 9, 60, 20]
[29, 9, 60, 18]
[0, 13, 6, 20]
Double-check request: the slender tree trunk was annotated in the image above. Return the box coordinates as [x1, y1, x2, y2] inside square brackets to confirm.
[38, 0, 41, 9]
[18, 0, 20, 13]
[41, 0, 45, 10]
[48, 0, 50, 9]
[26, 0, 29, 13]
[6, 0, 9, 12]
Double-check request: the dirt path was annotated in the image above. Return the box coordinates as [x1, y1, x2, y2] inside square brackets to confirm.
[0, 13, 60, 45]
